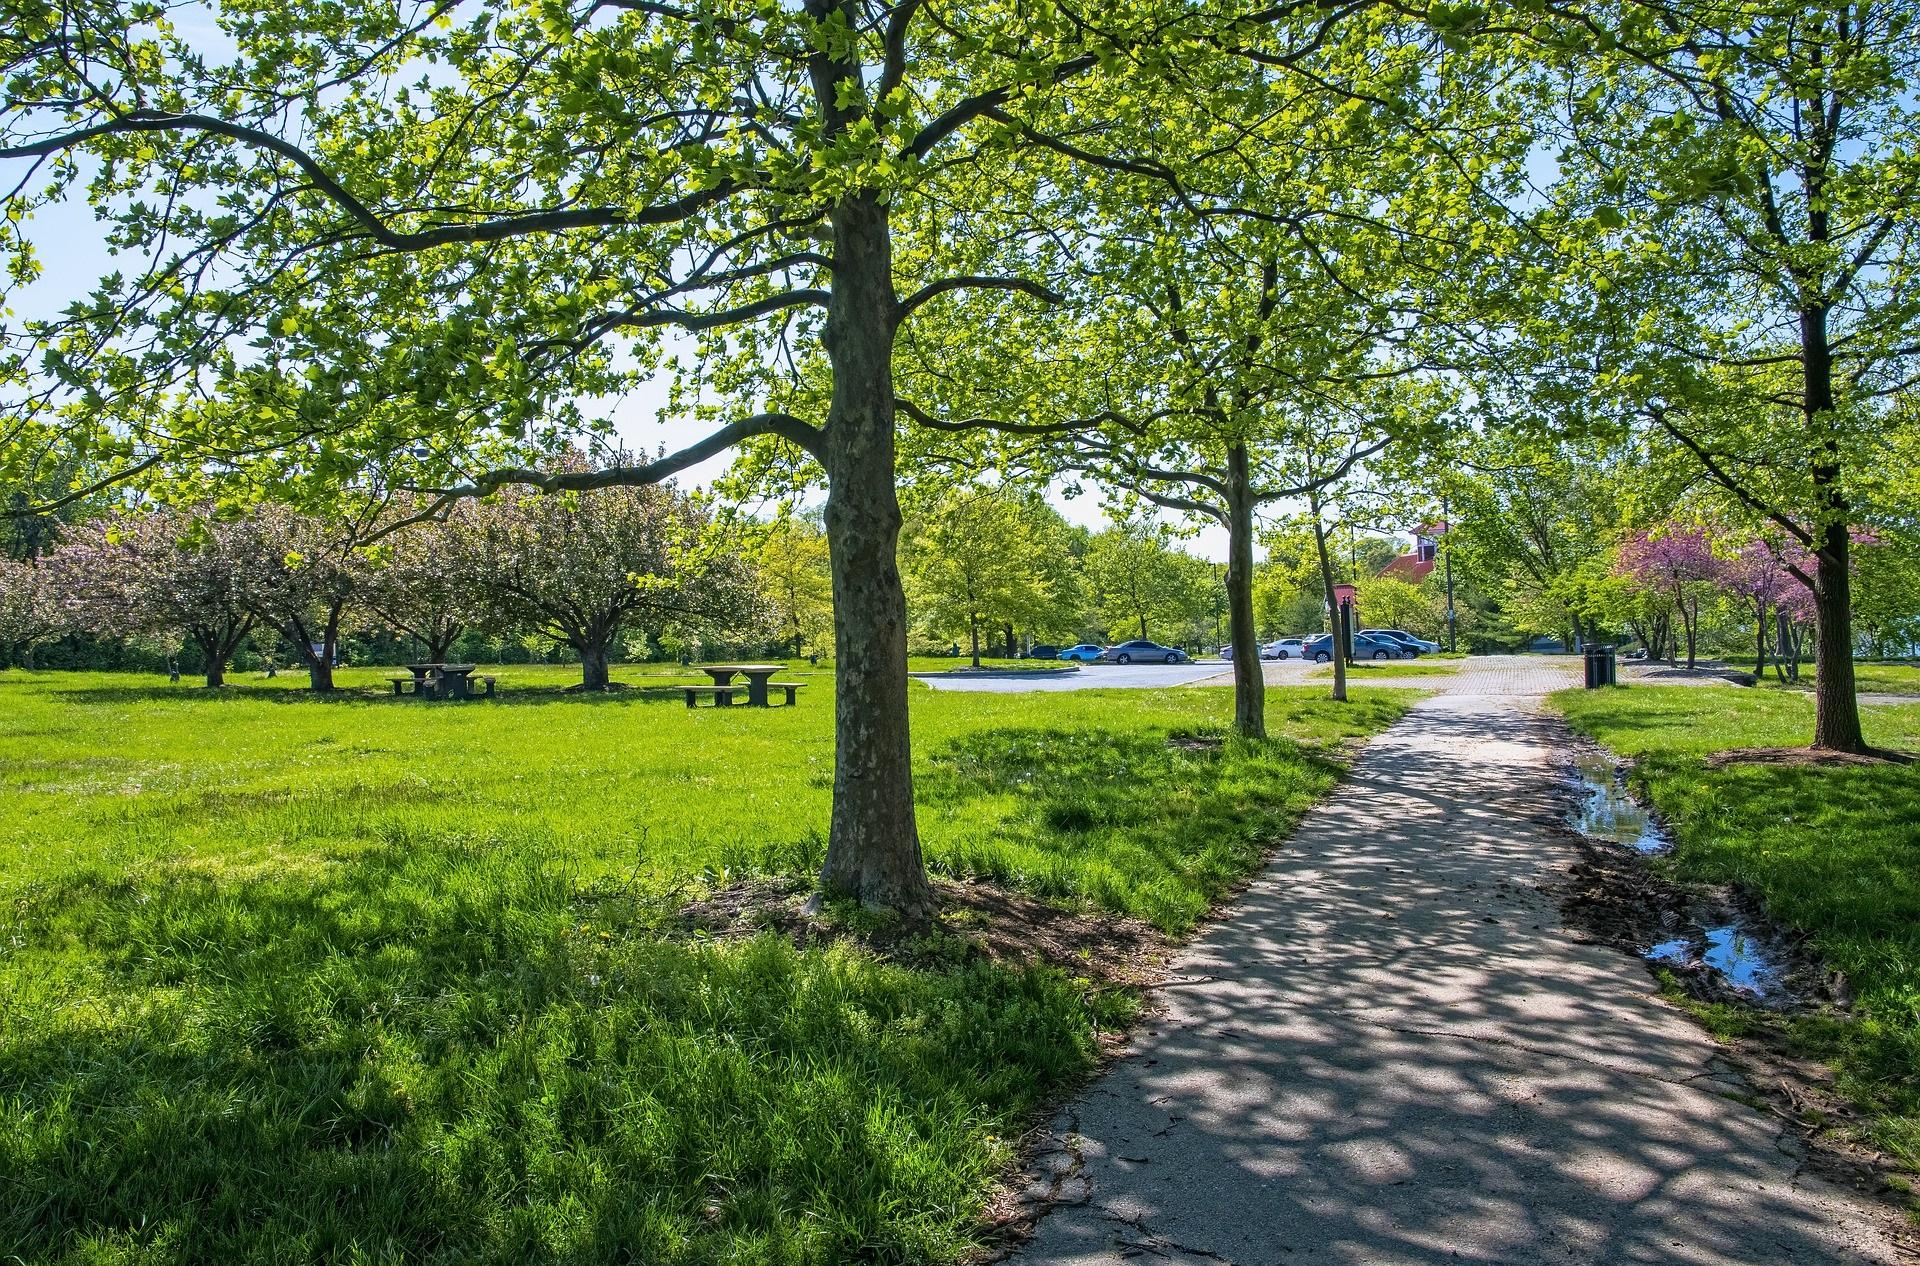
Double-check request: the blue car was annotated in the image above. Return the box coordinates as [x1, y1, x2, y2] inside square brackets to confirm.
[1058, 644, 1105, 663]
[1304, 633, 1412, 662]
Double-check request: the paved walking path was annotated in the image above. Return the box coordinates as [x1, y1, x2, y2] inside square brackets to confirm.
[1010, 689, 1903, 1265]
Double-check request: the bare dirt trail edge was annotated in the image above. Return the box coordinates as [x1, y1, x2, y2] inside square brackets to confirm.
[1006, 674, 1905, 1265]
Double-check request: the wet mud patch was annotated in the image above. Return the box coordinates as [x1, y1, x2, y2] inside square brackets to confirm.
[678, 876, 1172, 992]
[1555, 837, 1838, 1011]
[1554, 741, 1837, 1010]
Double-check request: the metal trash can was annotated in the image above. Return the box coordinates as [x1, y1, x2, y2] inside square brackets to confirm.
[1583, 644, 1618, 688]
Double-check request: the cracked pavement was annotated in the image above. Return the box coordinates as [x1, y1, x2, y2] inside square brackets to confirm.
[1007, 691, 1905, 1265]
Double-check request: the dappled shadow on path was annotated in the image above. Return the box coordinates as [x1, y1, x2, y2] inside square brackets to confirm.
[1012, 698, 1902, 1265]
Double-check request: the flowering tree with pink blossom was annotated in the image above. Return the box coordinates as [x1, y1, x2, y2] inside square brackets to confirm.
[226, 505, 377, 691]
[1614, 525, 1724, 669]
[1722, 542, 1819, 681]
[47, 509, 257, 687]
[358, 505, 490, 664]
[0, 555, 67, 669]
[467, 458, 763, 691]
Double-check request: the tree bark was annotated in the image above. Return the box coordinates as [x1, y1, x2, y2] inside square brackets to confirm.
[1309, 491, 1347, 703]
[579, 642, 611, 690]
[192, 632, 230, 687]
[1801, 298, 1867, 751]
[969, 614, 981, 668]
[815, 191, 935, 921]
[427, 628, 461, 663]
[1811, 522, 1864, 750]
[1224, 442, 1265, 738]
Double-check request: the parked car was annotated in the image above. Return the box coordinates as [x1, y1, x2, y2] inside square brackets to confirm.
[1025, 644, 1064, 660]
[1265, 637, 1305, 659]
[1304, 633, 1413, 662]
[1100, 639, 1190, 664]
[1058, 644, 1105, 663]
[1363, 628, 1438, 655]
[1223, 642, 1290, 661]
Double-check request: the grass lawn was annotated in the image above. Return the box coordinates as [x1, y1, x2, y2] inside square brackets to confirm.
[1552, 686, 1920, 1171]
[0, 669, 1405, 1265]
[1745, 661, 1920, 696]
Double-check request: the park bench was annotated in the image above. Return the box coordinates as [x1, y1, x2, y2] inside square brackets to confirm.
[683, 684, 741, 708]
[764, 681, 805, 706]
[388, 675, 422, 696]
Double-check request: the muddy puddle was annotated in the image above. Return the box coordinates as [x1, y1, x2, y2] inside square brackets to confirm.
[1566, 752, 1670, 854]
[1647, 923, 1793, 1003]
[1559, 749, 1811, 1008]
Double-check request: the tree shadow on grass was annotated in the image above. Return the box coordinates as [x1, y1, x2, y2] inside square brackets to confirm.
[0, 841, 1108, 1266]
[49, 682, 699, 708]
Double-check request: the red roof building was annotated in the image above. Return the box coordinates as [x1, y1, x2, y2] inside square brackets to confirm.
[1376, 524, 1446, 583]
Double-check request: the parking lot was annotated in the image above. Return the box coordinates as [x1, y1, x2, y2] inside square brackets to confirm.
[911, 660, 1235, 692]
[915, 654, 1592, 697]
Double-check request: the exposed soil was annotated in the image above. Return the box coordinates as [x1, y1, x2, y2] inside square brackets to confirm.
[1705, 745, 1914, 769]
[1553, 835, 1844, 1011]
[678, 875, 1173, 995]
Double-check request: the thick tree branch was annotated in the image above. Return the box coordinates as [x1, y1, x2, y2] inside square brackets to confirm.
[895, 274, 1063, 320]
[1, 110, 744, 250]
[380, 412, 823, 541]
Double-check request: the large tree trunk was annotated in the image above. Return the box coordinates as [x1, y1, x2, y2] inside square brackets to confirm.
[1004, 622, 1016, 660]
[815, 190, 934, 921]
[579, 642, 611, 690]
[1224, 443, 1265, 738]
[1811, 523, 1864, 750]
[192, 630, 230, 687]
[968, 615, 981, 668]
[1309, 491, 1347, 703]
[428, 627, 461, 663]
[1801, 298, 1867, 751]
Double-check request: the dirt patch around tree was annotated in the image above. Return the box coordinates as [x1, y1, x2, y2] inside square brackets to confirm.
[1704, 745, 1914, 769]
[678, 875, 1173, 995]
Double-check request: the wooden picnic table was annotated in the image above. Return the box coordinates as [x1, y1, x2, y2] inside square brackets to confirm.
[698, 663, 791, 708]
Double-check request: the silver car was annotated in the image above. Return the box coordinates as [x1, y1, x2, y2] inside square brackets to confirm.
[1264, 638, 1305, 660]
[1101, 639, 1191, 664]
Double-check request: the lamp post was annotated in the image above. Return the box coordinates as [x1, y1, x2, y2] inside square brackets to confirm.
[1441, 493, 1457, 654]
[1333, 582, 1358, 665]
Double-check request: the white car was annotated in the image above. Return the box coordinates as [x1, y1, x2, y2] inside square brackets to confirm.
[1264, 638, 1306, 659]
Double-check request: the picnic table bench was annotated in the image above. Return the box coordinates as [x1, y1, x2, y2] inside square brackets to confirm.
[390, 664, 496, 700]
[684, 664, 806, 708]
